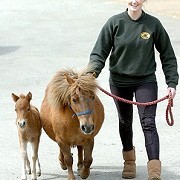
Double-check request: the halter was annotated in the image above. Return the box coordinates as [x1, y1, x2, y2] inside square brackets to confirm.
[69, 96, 95, 118]
[71, 109, 94, 118]
[74, 109, 94, 117]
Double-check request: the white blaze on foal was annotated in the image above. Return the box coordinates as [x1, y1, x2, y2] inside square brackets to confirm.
[12, 92, 42, 180]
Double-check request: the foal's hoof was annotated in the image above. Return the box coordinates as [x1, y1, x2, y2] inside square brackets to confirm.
[36, 171, 41, 177]
[27, 170, 31, 175]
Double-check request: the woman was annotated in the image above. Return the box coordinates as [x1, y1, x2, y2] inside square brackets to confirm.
[88, 0, 178, 179]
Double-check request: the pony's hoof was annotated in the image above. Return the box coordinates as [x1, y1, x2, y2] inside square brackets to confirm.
[79, 169, 90, 179]
[61, 165, 67, 170]
[68, 175, 76, 180]
[60, 161, 67, 170]
[80, 175, 89, 179]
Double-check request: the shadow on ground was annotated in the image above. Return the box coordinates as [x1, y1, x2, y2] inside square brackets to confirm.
[0, 46, 20, 55]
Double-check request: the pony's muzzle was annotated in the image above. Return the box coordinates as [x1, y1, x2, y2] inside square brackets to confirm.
[81, 124, 94, 134]
[18, 119, 26, 128]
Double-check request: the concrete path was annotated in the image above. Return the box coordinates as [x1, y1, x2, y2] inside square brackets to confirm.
[0, 0, 180, 179]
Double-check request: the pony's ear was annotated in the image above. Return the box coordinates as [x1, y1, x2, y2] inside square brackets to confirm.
[26, 92, 32, 101]
[76, 86, 80, 95]
[86, 72, 97, 78]
[12, 93, 19, 102]
[92, 72, 96, 77]
[64, 74, 75, 84]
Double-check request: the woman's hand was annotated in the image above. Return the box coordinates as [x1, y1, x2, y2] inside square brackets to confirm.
[167, 87, 176, 99]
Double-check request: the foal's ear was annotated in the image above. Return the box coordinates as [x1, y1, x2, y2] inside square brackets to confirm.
[11, 93, 19, 102]
[64, 73, 75, 84]
[26, 92, 32, 101]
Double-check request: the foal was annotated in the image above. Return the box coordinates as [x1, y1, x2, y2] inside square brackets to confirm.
[12, 92, 42, 180]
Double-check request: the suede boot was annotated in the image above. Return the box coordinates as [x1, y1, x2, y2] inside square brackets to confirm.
[147, 160, 161, 180]
[122, 147, 136, 179]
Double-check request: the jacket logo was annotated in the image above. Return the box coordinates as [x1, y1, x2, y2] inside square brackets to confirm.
[140, 32, 150, 39]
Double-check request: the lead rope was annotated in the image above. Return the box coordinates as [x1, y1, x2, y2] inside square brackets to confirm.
[166, 92, 174, 126]
[97, 86, 174, 126]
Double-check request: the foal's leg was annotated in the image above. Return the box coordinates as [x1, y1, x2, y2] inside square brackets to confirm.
[59, 149, 67, 170]
[36, 158, 41, 177]
[31, 139, 41, 180]
[79, 139, 94, 179]
[58, 143, 75, 180]
[77, 146, 83, 171]
[19, 140, 29, 180]
[26, 157, 31, 175]
[35, 137, 41, 177]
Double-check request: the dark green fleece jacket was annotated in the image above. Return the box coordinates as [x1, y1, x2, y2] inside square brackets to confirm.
[89, 10, 179, 88]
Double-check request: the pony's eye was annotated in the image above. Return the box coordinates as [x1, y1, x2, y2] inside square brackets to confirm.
[72, 99, 76, 103]
[27, 108, 30, 111]
[15, 109, 17, 111]
[92, 96, 95, 100]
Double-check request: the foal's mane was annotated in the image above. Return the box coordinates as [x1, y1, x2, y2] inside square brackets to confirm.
[17, 94, 30, 102]
[19, 94, 26, 99]
[47, 68, 98, 108]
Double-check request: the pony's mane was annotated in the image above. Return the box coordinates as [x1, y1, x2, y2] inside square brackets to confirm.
[47, 68, 98, 108]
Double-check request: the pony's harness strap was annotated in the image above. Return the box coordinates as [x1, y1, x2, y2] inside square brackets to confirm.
[73, 109, 94, 117]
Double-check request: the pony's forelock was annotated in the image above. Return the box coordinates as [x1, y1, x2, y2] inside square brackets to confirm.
[47, 68, 98, 108]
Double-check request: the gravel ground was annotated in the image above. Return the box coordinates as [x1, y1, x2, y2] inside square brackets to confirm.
[0, 0, 179, 180]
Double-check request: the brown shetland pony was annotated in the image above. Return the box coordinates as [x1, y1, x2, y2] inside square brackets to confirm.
[40, 69, 104, 180]
[12, 92, 42, 180]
